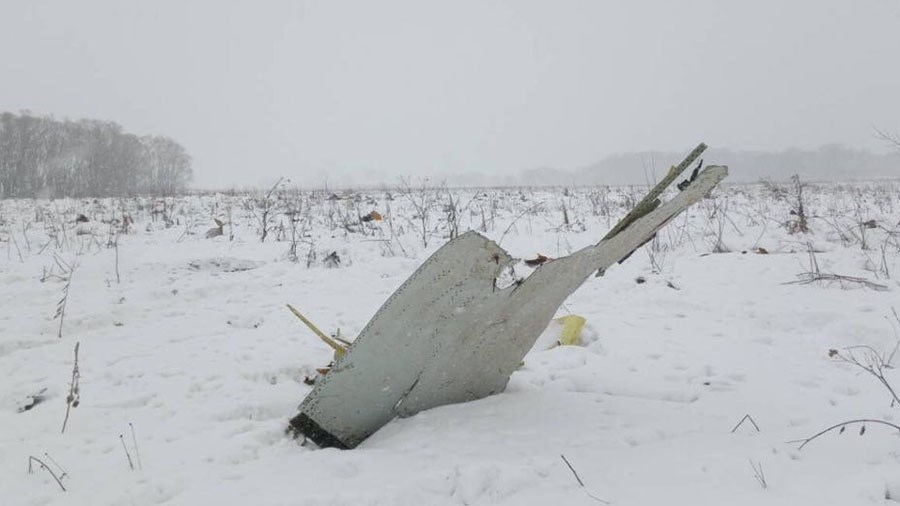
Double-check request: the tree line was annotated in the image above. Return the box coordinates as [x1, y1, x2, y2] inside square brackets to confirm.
[0, 111, 193, 198]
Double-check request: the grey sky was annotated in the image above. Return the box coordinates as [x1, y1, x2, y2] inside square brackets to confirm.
[2, 0, 899, 187]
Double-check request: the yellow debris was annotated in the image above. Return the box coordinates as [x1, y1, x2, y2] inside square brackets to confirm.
[286, 304, 347, 359]
[554, 315, 586, 346]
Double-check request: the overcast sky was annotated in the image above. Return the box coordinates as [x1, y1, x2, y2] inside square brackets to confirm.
[2, 0, 899, 187]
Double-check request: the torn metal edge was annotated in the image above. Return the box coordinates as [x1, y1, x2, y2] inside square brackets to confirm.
[288, 412, 349, 449]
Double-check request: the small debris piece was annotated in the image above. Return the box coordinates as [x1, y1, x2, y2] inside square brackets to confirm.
[360, 211, 383, 222]
[75, 214, 89, 223]
[324, 251, 341, 268]
[756, 247, 769, 254]
[205, 219, 224, 239]
[676, 159, 703, 191]
[635, 276, 647, 284]
[555, 315, 586, 346]
[524, 254, 550, 267]
[17, 388, 48, 413]
[862, 219, 877, 229]
[285, 304, 347, 360]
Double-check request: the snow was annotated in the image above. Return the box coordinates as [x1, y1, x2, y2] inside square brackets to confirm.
[1, 181, 899, 505]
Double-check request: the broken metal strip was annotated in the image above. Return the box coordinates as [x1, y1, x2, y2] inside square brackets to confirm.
[602, 143, 706, 241]
[286, 304, 346, 356]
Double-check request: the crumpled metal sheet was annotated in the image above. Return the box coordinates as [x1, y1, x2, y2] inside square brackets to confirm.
[290, 166, 728, 448]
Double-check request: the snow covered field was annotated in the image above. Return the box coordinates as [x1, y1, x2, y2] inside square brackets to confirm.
[2, 180, 900, 505]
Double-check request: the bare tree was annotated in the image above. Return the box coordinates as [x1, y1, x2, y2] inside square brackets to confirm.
[875, 127, 900, 151]
[0, 111, 193, 198]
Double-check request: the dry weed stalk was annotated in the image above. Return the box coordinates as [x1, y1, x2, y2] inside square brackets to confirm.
[27, 456, 66, 492]
[786, 243, 888, 291]
[53, 255, 78, 338]
[60, 341, 81, 433]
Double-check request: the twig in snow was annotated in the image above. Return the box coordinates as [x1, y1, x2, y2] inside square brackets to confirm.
[114, 230, 120, 284]
[731, 414, 761, 433]
[560, 454, 610, 504]
[886, 307, 900, 368]
[43, 452, 68, 480]
[789, 419, 900, 450]
[129, 422, 142, 470]
[53, 255, 77, 338]
[498, 204, 543, 246]
[828, 345, 900, 407]
[10, 231, 23, 262]
[27, 456, 66, 492]
[785, 243, 887, 291]
[748, 460, 767, 489]
[120, 434, 135, 470]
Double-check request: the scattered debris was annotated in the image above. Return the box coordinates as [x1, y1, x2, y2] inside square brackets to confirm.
[187, 257, 261, 273]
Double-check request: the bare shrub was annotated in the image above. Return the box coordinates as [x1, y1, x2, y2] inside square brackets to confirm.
[763, 174, 809, 234]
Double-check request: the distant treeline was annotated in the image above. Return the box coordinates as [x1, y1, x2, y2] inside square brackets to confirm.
[513, 144, 900, 187]
[0, 111, 192, 198]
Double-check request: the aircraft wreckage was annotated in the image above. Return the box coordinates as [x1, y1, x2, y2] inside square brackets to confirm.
[288, 143, 728, 449]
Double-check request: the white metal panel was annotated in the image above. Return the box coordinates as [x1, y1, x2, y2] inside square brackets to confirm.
[290, 166, 728, 448]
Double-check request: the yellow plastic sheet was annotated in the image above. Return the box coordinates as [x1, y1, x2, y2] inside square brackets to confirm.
[554, 315, 586, 346]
